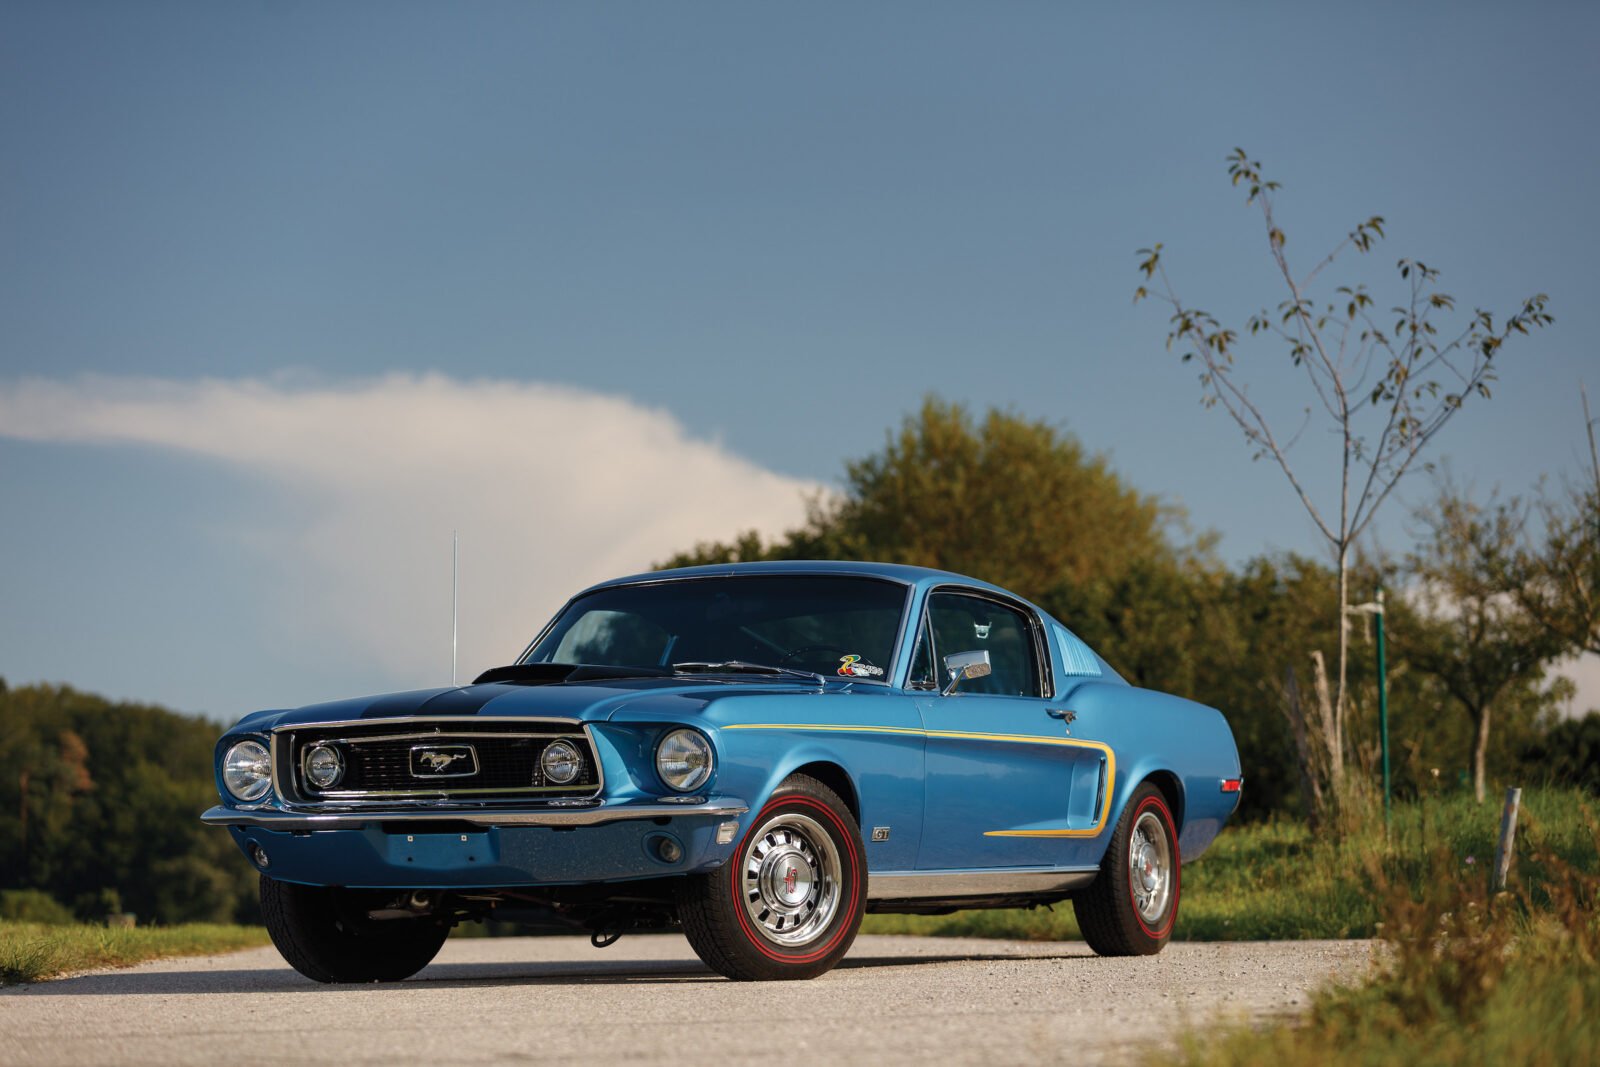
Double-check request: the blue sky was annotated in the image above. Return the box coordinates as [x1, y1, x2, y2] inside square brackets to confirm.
[2, 2, 1596, 721]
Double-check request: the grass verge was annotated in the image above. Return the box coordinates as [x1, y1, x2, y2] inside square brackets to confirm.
[862, 787, 1598, 941]
[0, 922, 269, 985]
[1166, 804, 1600, 1065]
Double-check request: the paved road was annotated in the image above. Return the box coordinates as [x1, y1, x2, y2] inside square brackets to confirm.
[0, 935, 1374, 1066]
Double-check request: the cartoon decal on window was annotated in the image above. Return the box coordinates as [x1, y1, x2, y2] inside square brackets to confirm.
[837, 654, 884, 678]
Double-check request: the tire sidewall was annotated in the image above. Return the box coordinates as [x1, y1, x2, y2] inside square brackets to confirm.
[1124, 790, 1181, 944]
[727, 787, 865, 968]
[260, 875, 448, 983]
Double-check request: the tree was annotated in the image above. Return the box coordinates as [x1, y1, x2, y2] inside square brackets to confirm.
[1136, 149, 1552, 822]
[1509, 390, 1600, 657]
[0, 683, 259, 924]
[1405, 487, 1566, 802]
[662, 398, 1180, 600]
[1522, 711, 1600, 794]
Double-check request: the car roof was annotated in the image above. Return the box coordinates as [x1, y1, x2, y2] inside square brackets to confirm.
[569, 560, 1126, 685]
[581, 559, 1020, 598]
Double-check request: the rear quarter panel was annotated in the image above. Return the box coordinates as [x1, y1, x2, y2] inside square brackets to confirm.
[1064, 679, 1241, 863]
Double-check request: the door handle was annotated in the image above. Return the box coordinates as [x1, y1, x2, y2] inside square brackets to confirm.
[1046, 708, 1077, 725]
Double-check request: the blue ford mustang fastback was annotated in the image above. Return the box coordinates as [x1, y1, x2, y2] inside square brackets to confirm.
[204, 561, 1242, 982]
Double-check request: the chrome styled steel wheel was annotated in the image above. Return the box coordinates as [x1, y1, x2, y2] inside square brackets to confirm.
[1128, 809, 1173, 926]
[678, 773, 866, 980]
[740, 811, 842, 947]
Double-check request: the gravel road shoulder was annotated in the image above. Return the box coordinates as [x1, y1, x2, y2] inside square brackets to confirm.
[0, 934, 1377, 1066]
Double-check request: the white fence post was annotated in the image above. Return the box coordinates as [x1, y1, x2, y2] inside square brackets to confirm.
[1492, 787, 1522, 892]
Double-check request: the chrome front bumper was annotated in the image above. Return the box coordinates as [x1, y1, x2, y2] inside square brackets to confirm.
[201, 796, 749, 832]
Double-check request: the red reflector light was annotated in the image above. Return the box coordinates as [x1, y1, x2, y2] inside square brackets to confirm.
[1221, 778, 1242, 793]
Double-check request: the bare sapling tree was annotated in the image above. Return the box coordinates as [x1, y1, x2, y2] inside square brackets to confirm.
[1135, 149, 1552, 824]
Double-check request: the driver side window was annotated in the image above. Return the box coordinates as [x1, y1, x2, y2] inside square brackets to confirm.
[926, 592, 1042, 698]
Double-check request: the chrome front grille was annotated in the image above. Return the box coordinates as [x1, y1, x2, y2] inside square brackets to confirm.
[279, 719, 602, 802]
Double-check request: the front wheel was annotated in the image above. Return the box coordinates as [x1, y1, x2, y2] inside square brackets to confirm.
[1073, 783, 1181, 956]
[679, 774, 866, 980]
[260, 875, 450, 983]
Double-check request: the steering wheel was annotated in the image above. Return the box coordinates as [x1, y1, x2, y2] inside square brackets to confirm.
[777, 645, 878, 676]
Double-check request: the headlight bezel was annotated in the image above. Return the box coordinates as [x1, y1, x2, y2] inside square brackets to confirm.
[222, 739, 273, 803]
[656, 728, 714, 793]
[540, 739, 584, 785]
[303, 743, 345, 790]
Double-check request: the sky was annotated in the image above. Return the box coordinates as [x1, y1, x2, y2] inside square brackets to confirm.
[1, 1, 1596, 722]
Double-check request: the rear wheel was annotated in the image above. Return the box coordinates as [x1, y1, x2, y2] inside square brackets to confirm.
[1074, 783, 1180, 956]
[260, 875, 450, 983]
[679, 774, 866, 980]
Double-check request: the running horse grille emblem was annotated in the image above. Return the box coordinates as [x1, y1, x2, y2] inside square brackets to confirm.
[408, 744, 479, 778]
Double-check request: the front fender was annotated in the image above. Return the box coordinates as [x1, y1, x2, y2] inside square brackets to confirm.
[657, 692, 929, 872]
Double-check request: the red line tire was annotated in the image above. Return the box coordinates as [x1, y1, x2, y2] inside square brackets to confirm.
[1073, 783, 1181, 956]
[260, 875, 449, 983]
[679, 774, 866, 981]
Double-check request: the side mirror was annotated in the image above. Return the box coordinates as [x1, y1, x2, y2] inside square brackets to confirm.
[942, 650, 992, 696]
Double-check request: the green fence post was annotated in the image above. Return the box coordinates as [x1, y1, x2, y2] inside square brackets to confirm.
[1376, 587, 1390, 834]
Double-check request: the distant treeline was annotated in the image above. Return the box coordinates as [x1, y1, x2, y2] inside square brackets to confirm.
[0, 680, 257, 925]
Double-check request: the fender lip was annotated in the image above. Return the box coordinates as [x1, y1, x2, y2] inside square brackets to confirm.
[200, 796, 749, 831]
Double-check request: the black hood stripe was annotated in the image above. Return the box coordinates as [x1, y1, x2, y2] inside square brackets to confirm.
[360, 685, 519, 718]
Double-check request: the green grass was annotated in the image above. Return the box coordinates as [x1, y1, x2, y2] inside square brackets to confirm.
[0, 922, 270, 984]
[862, 787, 1599, 942]
[1166, 798, 1600, 1066]
[1169, 924, 1598, 1066]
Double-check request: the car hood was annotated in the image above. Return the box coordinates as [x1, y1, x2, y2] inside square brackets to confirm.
[231, 675, 841, 734]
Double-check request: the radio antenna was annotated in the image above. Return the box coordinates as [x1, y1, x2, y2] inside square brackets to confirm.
[451, 530, 459, 686]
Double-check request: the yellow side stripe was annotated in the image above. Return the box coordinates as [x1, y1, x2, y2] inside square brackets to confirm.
[725, 722, 1106, 750]
[721, 722, 1116, 838]
[724, 722, 925, 739]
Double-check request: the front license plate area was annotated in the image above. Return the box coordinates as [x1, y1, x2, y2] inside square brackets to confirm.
[386, 830, 498, 869]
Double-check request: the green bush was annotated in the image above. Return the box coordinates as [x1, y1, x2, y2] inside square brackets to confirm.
[70, 887, 124, 923]
[0, 889, 75, 925]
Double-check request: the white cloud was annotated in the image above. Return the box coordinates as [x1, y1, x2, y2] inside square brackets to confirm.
[1553, 652, 1600, 719]
[0, 373, 819, 687]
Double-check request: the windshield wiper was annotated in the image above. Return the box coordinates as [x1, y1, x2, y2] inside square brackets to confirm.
[672, 660, 826, 687]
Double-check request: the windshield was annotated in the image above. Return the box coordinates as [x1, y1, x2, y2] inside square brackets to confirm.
[522, 576, 907, 680]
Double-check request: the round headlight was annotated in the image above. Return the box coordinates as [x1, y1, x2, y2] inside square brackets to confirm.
[223, 740, 272, 803]
[304, 743, 344, 790]
[656, 729, 712, 792]
[541, 740, 583, 785]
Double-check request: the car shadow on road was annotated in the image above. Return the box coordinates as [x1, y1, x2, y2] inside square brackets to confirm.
[8, 948, 1096, 996]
